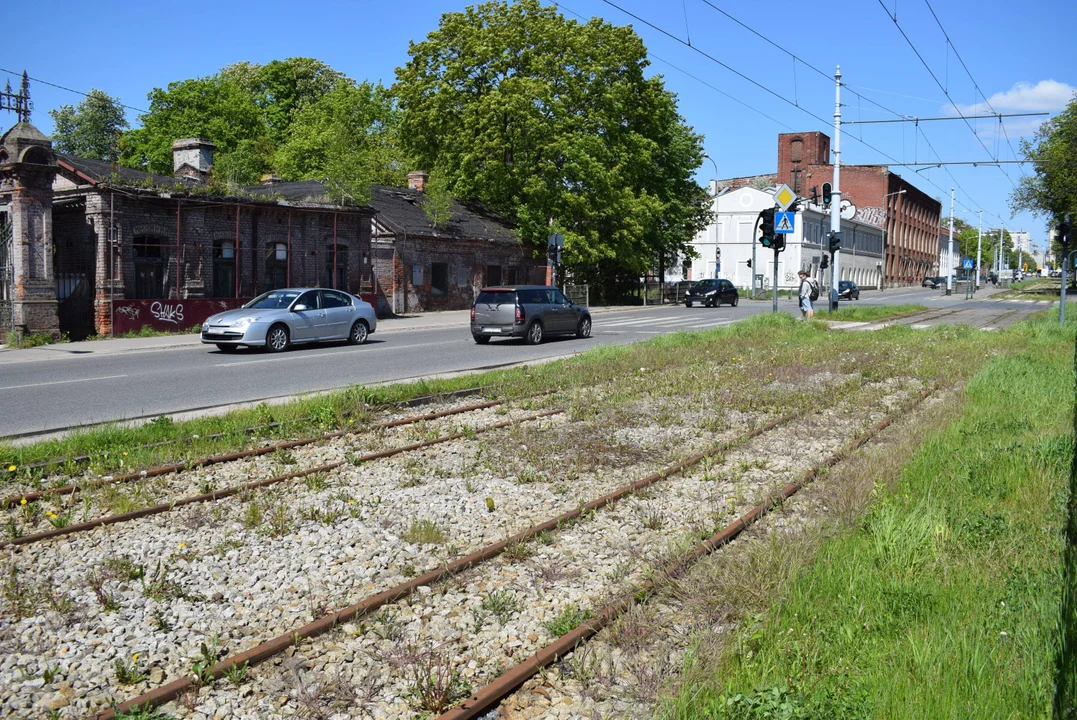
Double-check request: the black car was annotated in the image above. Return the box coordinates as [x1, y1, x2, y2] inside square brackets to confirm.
[921, 276, 945, 289]
[685, 278, 739, 308]
[838, 280, 860, 300]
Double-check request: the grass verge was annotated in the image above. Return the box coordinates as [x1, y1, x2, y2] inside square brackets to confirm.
[663, 311, 1075, 718]
[823, 303, 927, 323]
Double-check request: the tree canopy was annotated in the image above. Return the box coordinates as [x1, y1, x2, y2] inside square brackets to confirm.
[118, 58, 403, 197]
[1011, 95, 1077, 223]
[49, 89, 129, 163]
[393, 0, 710, 294]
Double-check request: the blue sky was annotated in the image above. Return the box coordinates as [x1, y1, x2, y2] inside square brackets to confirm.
[5, 0, 1074, 252]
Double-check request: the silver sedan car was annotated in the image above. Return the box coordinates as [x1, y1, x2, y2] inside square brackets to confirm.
[201, 288, 377, 353]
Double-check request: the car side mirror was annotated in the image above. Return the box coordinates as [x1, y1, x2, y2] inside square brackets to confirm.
[293, 304, 309, 312]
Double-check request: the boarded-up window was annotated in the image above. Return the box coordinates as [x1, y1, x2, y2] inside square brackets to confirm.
[431, 262, 448, 296]
[456, 266, 469, 287]
[790, 137, 803, 163]
[487, 265, 502, 286]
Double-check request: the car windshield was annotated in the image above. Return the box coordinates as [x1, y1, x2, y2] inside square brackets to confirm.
[691, 280, 717, 291]
[244, 290, 301, 310]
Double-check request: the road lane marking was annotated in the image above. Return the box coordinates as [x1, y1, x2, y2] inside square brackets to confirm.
[0, 374, 128, 391]
[214, 340, 460, 367]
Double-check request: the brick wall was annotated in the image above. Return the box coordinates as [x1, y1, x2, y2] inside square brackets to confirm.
[50, 190, 374, 336]
[371, 233, 535, 314]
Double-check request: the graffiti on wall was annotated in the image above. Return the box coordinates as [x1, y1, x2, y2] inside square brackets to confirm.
[854, 206, 887, 228]
[112, 298, 247, 335]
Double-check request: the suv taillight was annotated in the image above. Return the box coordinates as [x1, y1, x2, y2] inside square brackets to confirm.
[515, 305, 524, 324]
[470, 307, 475, 322]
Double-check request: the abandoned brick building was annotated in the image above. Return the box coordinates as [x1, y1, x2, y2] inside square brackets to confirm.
[0, 119, 531, 341]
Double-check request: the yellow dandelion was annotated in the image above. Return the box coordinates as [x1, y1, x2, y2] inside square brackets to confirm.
[20, 497, 27, 505]
[122, 452, 128, 457]
[347, 501, 355, 505]
[7, 465, 15, 472]
[178, 542, 186, 549]
[132, 653, 139, 662]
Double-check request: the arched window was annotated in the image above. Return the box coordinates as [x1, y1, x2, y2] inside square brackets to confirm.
[213, 240, 235, 298]
[324, 244, 347, 290]
[134, 236, 166, 299]
[265, 242, 288, 291]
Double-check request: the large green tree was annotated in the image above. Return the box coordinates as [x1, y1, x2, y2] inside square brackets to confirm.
[118, 58, 401, 190]
[274, 80, 404, 204]
[1011, 95, 1077, 228]
[393, 0, 710, 295]
[49, 89, 129, 162]
[119, 73, 268, 183]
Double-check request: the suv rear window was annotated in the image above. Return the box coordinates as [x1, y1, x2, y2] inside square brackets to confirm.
[517, 288, 550, 304]
[476, 290, 514, 305]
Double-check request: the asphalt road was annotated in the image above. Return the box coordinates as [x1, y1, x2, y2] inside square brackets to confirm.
[0, 286, 1052, 439]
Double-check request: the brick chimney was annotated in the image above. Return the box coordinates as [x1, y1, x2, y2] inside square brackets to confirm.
[172, 138, 216, 183]
[407, 170, 429, 192]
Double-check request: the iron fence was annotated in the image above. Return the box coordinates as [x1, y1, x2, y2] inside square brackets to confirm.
[563, 283, 589, 307]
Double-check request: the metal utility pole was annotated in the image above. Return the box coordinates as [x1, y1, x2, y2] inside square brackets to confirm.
[946, 187, 954, 295]
[829, 66, 842, 313]
[1061, 214, 1071, 327]
[751, 234, 758, 301]
[976, 209, 982, 290]
[772, 249, 779, 314]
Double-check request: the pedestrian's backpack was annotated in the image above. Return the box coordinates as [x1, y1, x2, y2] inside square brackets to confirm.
[808, 279, 820, 302]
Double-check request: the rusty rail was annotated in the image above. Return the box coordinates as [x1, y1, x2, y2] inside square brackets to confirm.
[87, 407, 810, 720]
[4, 410, 562, 550]
[437, 386, 936, 720]
[2, 398, 511, 509]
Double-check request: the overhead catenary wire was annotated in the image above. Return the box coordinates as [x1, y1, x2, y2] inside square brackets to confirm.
[590, 0, 1004, 222]
[0, 66, 147, 115]
[875, 1, 1019, 189]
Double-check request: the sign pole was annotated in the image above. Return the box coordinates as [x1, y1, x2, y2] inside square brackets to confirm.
[829, 66, 842, 313]
[976, 209, 983, 291]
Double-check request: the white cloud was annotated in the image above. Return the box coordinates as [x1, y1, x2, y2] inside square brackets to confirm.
[953, 79, 1076, 115]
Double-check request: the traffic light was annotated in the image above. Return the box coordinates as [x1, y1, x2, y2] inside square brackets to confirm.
[746, 258, 752, 268]
[827, 230, 842, 253]
[820, 255, 829, 270]
[759, 208, 775, 248]
[772, 236, 786, 252]
[821, 182, 833, 206]
[547, 245, 560, 264]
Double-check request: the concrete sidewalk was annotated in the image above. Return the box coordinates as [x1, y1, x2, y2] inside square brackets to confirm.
[0, 304, 649, 360]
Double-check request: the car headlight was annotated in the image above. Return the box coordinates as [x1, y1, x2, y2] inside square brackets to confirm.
[231, 317, 259, 330]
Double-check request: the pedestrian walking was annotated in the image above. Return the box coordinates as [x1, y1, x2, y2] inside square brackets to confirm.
[798, 270, 815, 320]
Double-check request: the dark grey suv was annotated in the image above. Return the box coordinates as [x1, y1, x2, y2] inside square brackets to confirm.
[471, 285, 591, 345]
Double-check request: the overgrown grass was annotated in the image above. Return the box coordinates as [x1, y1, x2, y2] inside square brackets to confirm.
[663, 311, 1075, 718]
[824, 303, 927, 322]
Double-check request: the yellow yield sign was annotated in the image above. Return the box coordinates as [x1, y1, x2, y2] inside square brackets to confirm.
[773, 183, 797, 211]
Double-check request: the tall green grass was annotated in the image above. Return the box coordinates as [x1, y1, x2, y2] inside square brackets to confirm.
[824, 304, 927, 322]
[664, 313, 1075, 718]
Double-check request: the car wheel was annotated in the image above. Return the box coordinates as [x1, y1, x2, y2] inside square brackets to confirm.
[731, 295, 739, 307]
[348, 320, 369, 345]
[265, 324, 289, 353]
[525, 321, 544, 345]
[685, 301, 693, 308]
[473, 335, 491, 344]
[216, 344, 238, 353]
[576, 317, 591, 338]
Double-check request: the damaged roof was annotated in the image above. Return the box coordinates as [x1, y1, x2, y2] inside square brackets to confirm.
[368, 185, 516, 244]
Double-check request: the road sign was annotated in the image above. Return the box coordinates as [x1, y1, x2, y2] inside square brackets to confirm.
[775, 212, 795, 234]
[963, 259, 974, 270]
[547, 232, 564, 248]
[839, 200, 857, 220]
[774, 184, 796, 211]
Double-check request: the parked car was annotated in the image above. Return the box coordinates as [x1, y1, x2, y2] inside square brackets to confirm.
[471, 285, 591, 345]
[921, 276, 946, 289]
[201, 288, 376, 353]
[684, 278, 739, 308]
[838, 280, 860, 300]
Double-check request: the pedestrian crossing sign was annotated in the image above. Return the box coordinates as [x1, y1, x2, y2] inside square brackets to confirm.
[775, 211, 795, 234]
[963, 259, 974, 270]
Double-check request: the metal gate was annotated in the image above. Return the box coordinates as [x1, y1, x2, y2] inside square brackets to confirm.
[0, 219, 12, 343]
[55, 225, 96, 340]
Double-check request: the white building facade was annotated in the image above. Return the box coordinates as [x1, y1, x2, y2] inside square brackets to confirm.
[683, 187, 885, 292]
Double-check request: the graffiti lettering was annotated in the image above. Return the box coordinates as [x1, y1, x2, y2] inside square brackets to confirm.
[149, 302, 184, 324]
